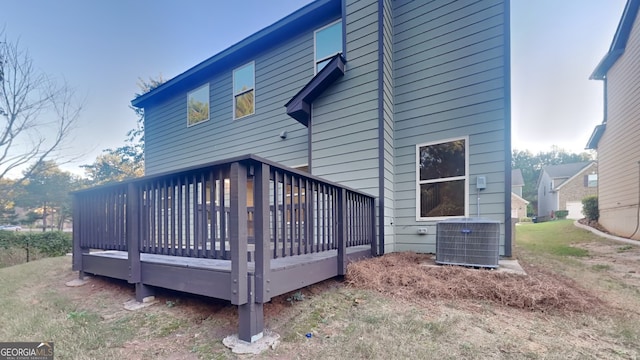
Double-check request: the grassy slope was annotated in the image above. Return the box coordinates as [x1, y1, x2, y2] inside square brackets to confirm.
[1, 222, 639, 359]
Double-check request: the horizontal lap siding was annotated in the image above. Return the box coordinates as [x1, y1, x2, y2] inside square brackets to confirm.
[598, 10, 640, 239]
[312, 0, 380, 198]
[392, 0, 508, 254]
[144, 30, 319, 175]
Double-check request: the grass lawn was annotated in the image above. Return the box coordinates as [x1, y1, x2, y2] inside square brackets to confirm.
[0, 221, 639, 359]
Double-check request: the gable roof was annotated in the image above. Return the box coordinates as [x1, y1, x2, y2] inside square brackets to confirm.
[590, 0, 640, 80]
[511, 192, 529, 205]
[543, 162, 592, 179]
[131, 0, 341, 109]
[511, 169, 524, 187]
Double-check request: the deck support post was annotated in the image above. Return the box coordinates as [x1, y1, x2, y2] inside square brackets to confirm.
[371, 198, 379, 256]
[230, 162, 248, 306]
[337, 188, 347, 275]
[238, 275, 264, 342]
[254, 163, 271, 303]
[127, 183, 153, 301]
[72, 194, 89, 278]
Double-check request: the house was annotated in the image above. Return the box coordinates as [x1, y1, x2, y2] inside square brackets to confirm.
[511, 169, 529, 219]
[536, 162, 597, 220]
[586, 0, 640, 240]
[132, 0, 511, 255]
[73, 0, 510, 342]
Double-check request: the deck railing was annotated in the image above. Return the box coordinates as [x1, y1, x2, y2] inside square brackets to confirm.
[72, 155, 377, 262]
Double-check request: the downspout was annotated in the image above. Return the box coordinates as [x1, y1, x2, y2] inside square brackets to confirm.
[503, 0, 512, 257]
[376, 0, 385, 256]
[308, 107, 313, 173]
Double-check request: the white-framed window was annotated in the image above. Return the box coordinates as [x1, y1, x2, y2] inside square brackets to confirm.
[587, 174, 598, 187]
[416, 137, 468, 220]
[187, 84, 210, 126]
[233, 62, 255, 119]
[314, 20, 342, 74]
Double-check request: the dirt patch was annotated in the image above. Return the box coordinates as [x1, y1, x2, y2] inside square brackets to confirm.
[573, 241, 640, 292]
[578, 218, 611, 234]
[346, 252, 604, 313]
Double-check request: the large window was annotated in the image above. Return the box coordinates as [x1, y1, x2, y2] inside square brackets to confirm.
[233, 62, 255, 119]
[416, 138, 468, 219]
[187, 84, 210, 126]
[314, 20, 342, 73]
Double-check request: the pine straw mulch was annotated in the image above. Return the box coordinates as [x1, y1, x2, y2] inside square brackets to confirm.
[346, 252, 605, 314]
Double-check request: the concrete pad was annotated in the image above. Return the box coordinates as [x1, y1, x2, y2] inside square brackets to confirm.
[65, 277, 91, 287]
[222, 330, 280, 355]
[498, 259, 526, 275]
[421, 259, 527, 275]
[123, 297, 158, 311]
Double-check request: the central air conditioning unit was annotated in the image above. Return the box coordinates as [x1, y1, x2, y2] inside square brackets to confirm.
[436, 218, 500, 268]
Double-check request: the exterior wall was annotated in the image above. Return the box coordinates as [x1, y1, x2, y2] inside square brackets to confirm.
[144, 21, 329, 175]
[511, 185, 523, 197]
[537, 171, 556, 217]
[511, 193, 528, 219]
[311, 0, 395, 252]
[598, 9, 640, 240]
[557, 165, 598, 211]
[392, 0, 509, 254]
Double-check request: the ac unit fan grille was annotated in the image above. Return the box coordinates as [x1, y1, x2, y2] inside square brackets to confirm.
[436, 218, 500, 268]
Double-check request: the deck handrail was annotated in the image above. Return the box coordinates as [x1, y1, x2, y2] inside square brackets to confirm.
[73, 155, 377, 262]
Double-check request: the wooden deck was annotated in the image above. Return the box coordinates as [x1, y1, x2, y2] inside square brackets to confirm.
[82, 245, 371, 300]
[72, 155, 379, 342]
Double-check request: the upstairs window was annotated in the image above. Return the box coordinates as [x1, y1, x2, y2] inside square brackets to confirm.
[233, 62, 255, 119]
[586, 174, 598, 187]
[314, 20, 342, 73]
[416, 138, 468, 219]
[187, 84, 209, 126]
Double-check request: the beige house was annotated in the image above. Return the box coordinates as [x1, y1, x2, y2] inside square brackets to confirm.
[537, 162, 598, 220]
[587, 0, 640, 240]
[511, 169, 529, 219]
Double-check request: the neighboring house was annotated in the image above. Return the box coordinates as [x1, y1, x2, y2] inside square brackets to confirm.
[131, 0, 512, 255]
[587, 0, 640, 240]
[511, 169, 528, 219]
[537, 162, 598, 220]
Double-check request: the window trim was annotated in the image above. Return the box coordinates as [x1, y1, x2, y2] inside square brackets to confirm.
[415, 136, 469, 221]
[314, 19, 342, 75]
[232, 61, 256, 120]
[186, 83, 210, 127]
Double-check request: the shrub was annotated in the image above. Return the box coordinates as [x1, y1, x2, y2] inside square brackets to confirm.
[555, 210, 569, 220]
[0, 231, 71, 258]
[582, 196, 599, 221]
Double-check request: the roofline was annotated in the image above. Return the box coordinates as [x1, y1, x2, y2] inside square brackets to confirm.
[511, 192, 529, 205]
[131, 0, 340, 108]
[585, 123, 606, 149]
[590, 0, 640, 80]
[555, 162, 597, 191]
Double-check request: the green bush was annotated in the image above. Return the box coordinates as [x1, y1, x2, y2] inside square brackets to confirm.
[555, 210, 569, 220]
[0, 231, 71, 257]
[582, 196, 599, 221]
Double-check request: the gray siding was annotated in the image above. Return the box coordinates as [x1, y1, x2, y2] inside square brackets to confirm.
[144, 29, 318, 175]
[312, 0, 380, 196]
[537, 171, 556, 218]
[392, 0, 508, 254]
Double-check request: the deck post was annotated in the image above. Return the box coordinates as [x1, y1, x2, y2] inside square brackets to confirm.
[72, 194, 89, 277]
[238, 275, 264, 343]
[254, 162, 271, 303]
[337, 188, 347, 275]
[371, 197, 379, 256]
[230, 162, 248, 306]
[127, 183, 152, 301]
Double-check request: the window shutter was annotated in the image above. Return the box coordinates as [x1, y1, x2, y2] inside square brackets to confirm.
[583, 175, 588, 187]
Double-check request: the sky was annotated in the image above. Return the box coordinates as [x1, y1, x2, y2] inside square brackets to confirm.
[0, 0, 629, 177]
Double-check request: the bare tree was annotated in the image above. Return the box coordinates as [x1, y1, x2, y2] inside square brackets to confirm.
[0, 30, 81, 181]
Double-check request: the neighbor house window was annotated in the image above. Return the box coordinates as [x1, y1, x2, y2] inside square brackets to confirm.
[314, 20, 342, 73]
[187, 84, 210, 126]
[233, 62, 255, 119]
[587, 174, 598, 187]
[416, 138, 468, 219]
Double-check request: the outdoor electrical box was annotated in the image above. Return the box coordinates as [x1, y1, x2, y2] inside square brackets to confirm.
[476, 176, 487, 190]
